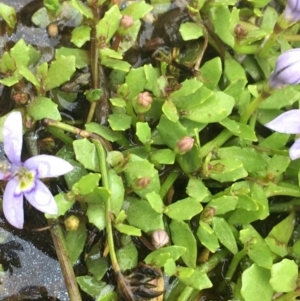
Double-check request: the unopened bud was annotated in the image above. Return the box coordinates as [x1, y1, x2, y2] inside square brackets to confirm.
[138, 92, 153, 108]
[65, 215, 80, 231]
[48, 23, 59, 38]
[283, 0, 300, 23]
[134, 177, 150, 189]
[120, 15, 134, 29]
[152, 229, 169, 249]
[269, 48, 300, 89]
[176, 136, 194, 154]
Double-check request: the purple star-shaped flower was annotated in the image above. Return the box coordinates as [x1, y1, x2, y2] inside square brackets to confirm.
[265, 110, 300, 160]
[1, 111, 73, 229]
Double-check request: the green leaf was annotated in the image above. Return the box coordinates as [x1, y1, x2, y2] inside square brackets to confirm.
[126, 197, 164, 233]
[19, 66, 40, 88]
[0, 3, 16, 29]
[146, 191, 164, 213]
[197, 221, 219, 252]
[108, 113, 132, 131]
[220, 118, 257, 141]
[270, 259, 298, 293]
[114, 223, 141, 236]
[136, 122, 151, 144]
[76, 276, 114, 298]
[144, 246, 186, 267]
[109, 170, 124, 215]
[240, 225, 273, 269]
[46, 193, 74, 218]
[116, 236, 138, 271]
[44, 55, 76, 91]
[211, 5, 234, 47]
[217, 147, 267, 173]
[96, 5, 122, 42]
[183, 91, 235, 123]
[66, 219, 87, 264]
[186, 178, 211, 202]
[162, 100, 179, 122]
[200, 57, 222, 90]
[31, 7, 50, 27]
[176, 267, 212, 290]
[213, 217, 238, 254]
[206, 159, 248, 182]
[56, 47, 90, 69]
[86, 244, 108, 280]
[241, 264, 273, 301]
[121, 1, 152, 20]
[73, 139, 101, 172]
[170, 220, 197, 268]
[27, 97, 61, 120]
[164, 197, 202, 221]
[10, 39, 30, 68]
[71, 25, 91, 47]
[87, 203, 106, 230]
[179, 22, 203, 40]
[260, 87, 300, 109]
[85, 122, 119, 142]
[71, 0, 93, 18]
[208, 196, 237, 215]
[150, 149, 175, 165]
[72, 173, 101, 195]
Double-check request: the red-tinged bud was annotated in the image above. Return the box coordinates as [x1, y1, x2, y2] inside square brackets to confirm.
[176, 136, 194, 154]
[134, 177, 150, 189]
[65, 215, 80, 231]
[120, 15, 134, 29]
[152, 229, 169, 249]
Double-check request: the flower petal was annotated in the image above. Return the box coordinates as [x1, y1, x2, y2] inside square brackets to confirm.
[264, 110, 300, 134]
[24, 155, 73, 178]
[3, 178, 24, 229]
[3, 111, 23, 165]
[24, 179, 58, 214]
[289, 139, 300, 160]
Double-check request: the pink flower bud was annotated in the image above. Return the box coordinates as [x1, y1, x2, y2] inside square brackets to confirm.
[152, 229, 169, 249]
[176, 136, 194, 154]
[120, 15, 134, 29]
[138, 92, 153, 108]
[134, 177, 150, 189]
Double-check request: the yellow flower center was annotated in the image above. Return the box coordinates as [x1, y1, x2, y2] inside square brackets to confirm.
[15, 167, 36, 194]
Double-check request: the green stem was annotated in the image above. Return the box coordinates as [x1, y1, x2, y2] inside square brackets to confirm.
[239, 94, 264, 124]
[93, 140, 120, 273]
[257, 32, 279, 59]
[159, 171, 180, 199]
[47, 126, 73, 147]
[284, 34, 300, 42]
[43, 118, 112, 151]
[177, 249, 230, 301]
[218, 249, 247, 292]
[269, 199, 300, 212]
[200, 129, 232, 158]
[49, 221, 82, 301]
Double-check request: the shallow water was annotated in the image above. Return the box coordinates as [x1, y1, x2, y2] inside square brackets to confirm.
[0, 219, 68, 300]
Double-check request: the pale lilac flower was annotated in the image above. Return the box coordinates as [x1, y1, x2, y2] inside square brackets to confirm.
[1, 111, 73, 229]
[265, 110, 300, 160]
[269, 49, 300, 89]
[283, 0, 300, 23]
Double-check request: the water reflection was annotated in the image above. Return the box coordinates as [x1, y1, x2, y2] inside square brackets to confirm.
[0, 220, 68, 300]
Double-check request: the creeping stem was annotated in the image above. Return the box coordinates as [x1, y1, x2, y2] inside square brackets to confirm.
[50, 221, 82, 301]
